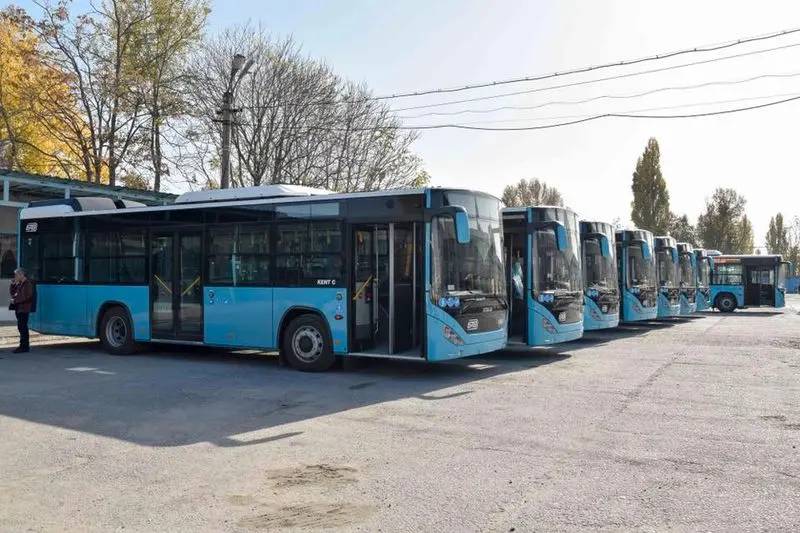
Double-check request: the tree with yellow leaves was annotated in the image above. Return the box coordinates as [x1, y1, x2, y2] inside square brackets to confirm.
[0, 16, 82, 177]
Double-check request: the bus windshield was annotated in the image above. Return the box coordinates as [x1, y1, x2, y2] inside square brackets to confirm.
[679, 254, 694, 287]
[698, 258, 710, 287]
[628, 244, 655, 288]
[534, 220, 582, 293]
[583, 237, 618, 291]
[431, 213, 506, 301]
[657, 249, 678, 287]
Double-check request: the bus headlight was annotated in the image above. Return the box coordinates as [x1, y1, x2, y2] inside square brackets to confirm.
[542, 318, 557, 334]
[443, 325, 464, 345]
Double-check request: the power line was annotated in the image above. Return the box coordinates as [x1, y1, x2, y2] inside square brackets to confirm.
[387, 94, 800, 131]
[430, 92, 800, 126]
[371, 26, 800, 100]
[390, 41, 800, 112]
[237, 93, 800, 133]
[239, 36, 800, 113]
[397, 71, 800, 119]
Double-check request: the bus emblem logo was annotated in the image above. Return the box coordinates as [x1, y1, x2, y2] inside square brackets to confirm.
[466, 318, 479, 331]
[25, 222, 38, 233]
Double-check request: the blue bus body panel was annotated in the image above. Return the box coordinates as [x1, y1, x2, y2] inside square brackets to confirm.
[679, 296, 697, 315]
[31, 285, 90, 337]
[583, 295, 620, 330]
[527, 299, 583, 345]
[621, 289, 658, 322]
[696, 289, 711, 311]
[273, 287, 348, 354]
[710, 285, 745, 308]
[776, 288, 786, 308]
[426, 303, 507, 361]
[30, 285, 150, 340]
[657, 293, 680, 318]
[204, 287, 275, 349]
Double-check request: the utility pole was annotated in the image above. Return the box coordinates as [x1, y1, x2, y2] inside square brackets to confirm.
[220, 89, 233, 189]
[219, 53, 254, 189]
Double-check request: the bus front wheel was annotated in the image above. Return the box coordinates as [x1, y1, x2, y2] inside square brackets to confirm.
[99, 307, 138, 355]
[282, 315, 335, 372]
[716, 294, 737, 313]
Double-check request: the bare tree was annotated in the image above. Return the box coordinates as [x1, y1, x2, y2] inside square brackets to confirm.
[501, 178, 564, 207]
[183, 24, 422, 192]
[13, 0, 150, 185]
[129, 0, 208, 191]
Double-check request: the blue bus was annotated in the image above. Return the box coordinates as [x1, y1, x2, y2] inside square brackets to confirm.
[677, 242, 697, 315]
[710, 255, 791, 312]
[654, 236, 680, 318]
[615, 229, 658, 322]
[18, 186, 508, 371]
[580, 221, 619, 330]
[503, 206, 583, 346]
[694, 249, 714, 311]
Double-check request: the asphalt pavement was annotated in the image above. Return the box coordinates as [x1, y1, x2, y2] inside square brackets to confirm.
[1, 299, 799, 532]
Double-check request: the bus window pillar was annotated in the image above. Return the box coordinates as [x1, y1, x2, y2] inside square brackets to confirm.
[388, 223, 395, 354]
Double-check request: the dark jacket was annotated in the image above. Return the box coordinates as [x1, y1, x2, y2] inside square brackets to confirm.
[10, 279, 35, 314]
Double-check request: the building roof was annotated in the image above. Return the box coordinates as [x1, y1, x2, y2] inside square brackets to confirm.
[0, 170, 176, 205]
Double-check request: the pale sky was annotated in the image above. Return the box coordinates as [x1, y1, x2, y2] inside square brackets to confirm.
[208, 0, 800, 245]
[13, 0, 800, 244]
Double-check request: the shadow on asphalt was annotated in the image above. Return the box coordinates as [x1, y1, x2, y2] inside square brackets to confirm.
[0, 340, 570, 449]
[0, 310, 726, 448]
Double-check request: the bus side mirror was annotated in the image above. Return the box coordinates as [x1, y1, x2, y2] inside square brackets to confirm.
[454, 209, 471, 244]
[529, 220, 568, 251]
[642, 242, 652, 259]
[555, 224, 568, 251]
[709, 257, 715, 268]
[671, 249, 679, 263]
[598, 235, 610, 257]
[429, 205, 471, 244]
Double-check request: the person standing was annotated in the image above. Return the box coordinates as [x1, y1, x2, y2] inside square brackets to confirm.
[9, 268, 34, 353]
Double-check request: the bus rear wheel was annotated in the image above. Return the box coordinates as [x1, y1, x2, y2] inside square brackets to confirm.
[99, 307, 138, 355]
[716, 294, 737, 313]
[282, 315, 335, 372]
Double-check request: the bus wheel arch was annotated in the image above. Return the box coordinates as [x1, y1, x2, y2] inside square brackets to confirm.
[278, 308, 335, 372]
[715, 293, 737, 313]
[97, 304, 139, 355]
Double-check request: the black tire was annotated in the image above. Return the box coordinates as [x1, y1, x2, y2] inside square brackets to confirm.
[282, 314, 335, 372]
[716, 294, 737, 313]
[99, 307, 138, 355]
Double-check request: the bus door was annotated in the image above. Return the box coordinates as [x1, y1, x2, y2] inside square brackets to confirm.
[350, 223, 422, 355]
[150, 230, 204, 341]
[504, 230, 528, 342]
[744, 265, 775, 307]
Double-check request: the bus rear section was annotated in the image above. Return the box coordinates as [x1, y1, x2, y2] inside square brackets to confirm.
[503, 206, 583, 346]
[710, 255, 791, 312]
[580, 221, 619, 330]
[18, 187, 508, 372]
[654, 236, 680, 318]
[677, 242, 697, 315]
[694, 249, 713, 311]
[615, 229, 658, 322]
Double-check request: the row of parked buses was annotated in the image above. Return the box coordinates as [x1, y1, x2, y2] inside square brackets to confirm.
[16, 186, 792, 371]
[506, 205, 792, 348]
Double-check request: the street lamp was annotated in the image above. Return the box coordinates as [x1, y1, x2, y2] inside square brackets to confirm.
[220, 53, 255, 189]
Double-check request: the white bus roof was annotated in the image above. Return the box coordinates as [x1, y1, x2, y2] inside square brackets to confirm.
[174, 184, 334, 204]
[19, 186, 502, 220]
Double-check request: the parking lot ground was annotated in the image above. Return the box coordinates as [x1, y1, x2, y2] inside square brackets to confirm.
[1, 300, 800, 532]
